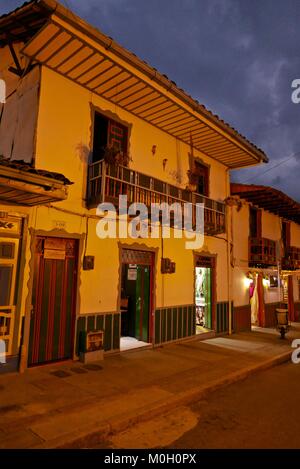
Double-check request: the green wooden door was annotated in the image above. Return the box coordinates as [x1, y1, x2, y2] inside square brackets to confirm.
[135, 265, 150, 342]
[28, 237, 78, 366]
[203, 268, 212, 329]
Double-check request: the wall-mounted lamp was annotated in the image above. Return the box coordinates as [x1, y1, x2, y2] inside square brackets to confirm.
[163, 158, 168, 170]
[263, 277, 270, 288]
[244, 271, 254, 288]
[243, 277, 253, 288]
[152, 145, 157, 155]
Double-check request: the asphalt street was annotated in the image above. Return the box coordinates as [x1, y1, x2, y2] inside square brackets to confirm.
[100, 362, 300, 449]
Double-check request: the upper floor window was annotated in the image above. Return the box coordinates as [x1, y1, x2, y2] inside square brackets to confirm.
[193, 161, 209, 196]
[92, 112, 128, 163]
[249, 207, 261, 238]
[282, 221, 290, 249]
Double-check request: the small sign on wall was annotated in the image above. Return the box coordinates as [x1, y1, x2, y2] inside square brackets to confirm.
[52, 220, 66, 230]
[128, 268, 137, 281]
[44, 238, 66, 250]
[44, 249, 66, 260]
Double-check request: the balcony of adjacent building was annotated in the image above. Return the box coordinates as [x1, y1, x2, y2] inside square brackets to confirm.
[282, 246, 300, 270]
[249, 236, 277, 267]
[87, 159, 226, 236]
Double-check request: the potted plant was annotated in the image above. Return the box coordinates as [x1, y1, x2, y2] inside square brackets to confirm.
[103, 144, 130, 167]
[186, 169, 198, 192]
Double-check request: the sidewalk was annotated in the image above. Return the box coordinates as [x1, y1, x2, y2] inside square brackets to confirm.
[0, 324, 299, 449]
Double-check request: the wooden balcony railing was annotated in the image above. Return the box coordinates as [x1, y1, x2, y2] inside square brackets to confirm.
[282, 246, 300, 270]
[87, 160, 226, 235]
[249, 237, 277, 266]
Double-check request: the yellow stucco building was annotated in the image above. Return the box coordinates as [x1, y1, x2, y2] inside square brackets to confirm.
[0, 0, 271, 372]
[231, 184, 300, 331]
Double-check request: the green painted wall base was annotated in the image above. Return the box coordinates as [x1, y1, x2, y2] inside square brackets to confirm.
[216, 302, 230, 333]
[155, 305, 196, 345]
[76, 313, 120, 355]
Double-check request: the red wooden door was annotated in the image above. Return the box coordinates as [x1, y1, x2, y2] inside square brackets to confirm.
[28, 237, 78, 366]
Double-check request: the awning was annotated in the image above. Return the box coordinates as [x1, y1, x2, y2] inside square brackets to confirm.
[231, 183, 300, 225]
[0, 1, 268, 169]
[0, 158, 72, 206]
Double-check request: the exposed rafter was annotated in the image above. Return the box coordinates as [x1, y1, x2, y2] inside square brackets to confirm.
[231, 183, 300, 225]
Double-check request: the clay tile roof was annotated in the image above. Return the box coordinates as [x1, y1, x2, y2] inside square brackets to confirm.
[0, 0, 268, 166]
[231, 183, 300, 225]
[0, 157, 73, 185]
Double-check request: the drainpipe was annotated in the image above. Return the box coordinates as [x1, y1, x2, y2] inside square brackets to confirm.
[226, 168, 233, 335]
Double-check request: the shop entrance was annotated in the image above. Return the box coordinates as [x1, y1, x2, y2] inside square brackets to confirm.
[250, 273, 265, 327]
[120, 249, 153, 351]
[195, 256, 214, 334]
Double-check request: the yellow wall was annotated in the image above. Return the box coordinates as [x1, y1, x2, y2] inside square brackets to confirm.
[35, 67, 228, 209]
[231, 200, 282, 307]
[262, 211, 281, 241]
[16, 65, 230, 319]
[0, 49, 232, 364]
[231, 202, 251, 307]
[291, 222, 300, 248]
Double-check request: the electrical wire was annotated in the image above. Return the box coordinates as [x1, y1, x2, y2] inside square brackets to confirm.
[244, 151, 300, 183]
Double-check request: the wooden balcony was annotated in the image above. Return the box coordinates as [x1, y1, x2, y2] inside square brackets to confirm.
[249, 237, 277, 267]
[87, 160, 226, 235]
[282, 246, 300, 270]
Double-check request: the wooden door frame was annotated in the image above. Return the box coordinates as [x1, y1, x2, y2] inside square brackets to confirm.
[288, 275, 295, 321]
[118, 243, 158, 344]
[22, 230, 84, 370]
[0, 212, 27, 360]
[193, 252, 217, 331]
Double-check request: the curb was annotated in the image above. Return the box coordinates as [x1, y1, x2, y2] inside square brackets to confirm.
[35, 349, 291, 449]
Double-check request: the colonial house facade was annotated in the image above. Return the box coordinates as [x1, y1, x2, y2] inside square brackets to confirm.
[0, 1, 268, 372]
[231, 183, 300, 332]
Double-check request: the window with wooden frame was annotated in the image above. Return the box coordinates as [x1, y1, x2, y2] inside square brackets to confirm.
[92, 112, 128, 163]
[282, 220, 291, 250]
[249, 207, 262, 238]
[193, 161, 209, 196]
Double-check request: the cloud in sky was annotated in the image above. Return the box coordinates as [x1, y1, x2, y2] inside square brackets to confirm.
[1, 0, 300, 199]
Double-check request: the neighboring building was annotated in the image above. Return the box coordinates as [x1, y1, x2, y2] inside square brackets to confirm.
[231, 183, 300, 332]
[0, 1, 267, 372]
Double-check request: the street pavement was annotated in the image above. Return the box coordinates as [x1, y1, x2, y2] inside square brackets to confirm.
[107, 362, 300, 449]
[169, 361, 300, 449]
[0, 324, 299, 448]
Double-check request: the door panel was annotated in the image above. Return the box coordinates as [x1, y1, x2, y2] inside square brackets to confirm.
[142, 266, 150, 342]
[135, 266, 142, 339]
[204, 268, 212, 329]
[121, 254, 152, 343]
[135, 265, 150, 342]
[28, 237, 78, 366]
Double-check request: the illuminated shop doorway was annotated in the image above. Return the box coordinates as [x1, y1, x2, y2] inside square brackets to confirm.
[195, 256, 215, 334]
[120, 249, 154, 351]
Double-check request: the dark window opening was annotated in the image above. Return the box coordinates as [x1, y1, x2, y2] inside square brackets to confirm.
[193, 161, 209, 196]
[0, 243, 15, 259]
[282, 221, 290, 250]
[250, 208, 261, 238]
[0, 265, 13, 305]
[92, 112, 128, 163]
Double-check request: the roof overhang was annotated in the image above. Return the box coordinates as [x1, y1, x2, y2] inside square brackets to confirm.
[0, 0, 54, 46]
[0, 1, 268, 169]
[231, 183, 300, 225]
[0, 162, 71, 206]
